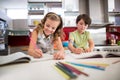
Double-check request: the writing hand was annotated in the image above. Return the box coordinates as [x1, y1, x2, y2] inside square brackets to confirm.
[84, 48, 92, 53]
[53, 51, 65, 60]
[73, 48, 84, 54]
[29, 49, 43, 58]
[35, 49, 43, 57]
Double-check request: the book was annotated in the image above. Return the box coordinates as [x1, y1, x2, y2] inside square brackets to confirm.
[0, 52, 53, 66]
[69, 52, 120, 59]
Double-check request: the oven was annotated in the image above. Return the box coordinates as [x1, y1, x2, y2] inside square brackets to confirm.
[94, 46, 120, 52]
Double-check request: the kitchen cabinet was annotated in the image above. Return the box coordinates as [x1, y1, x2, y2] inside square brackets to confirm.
[8, 30, 30, 46]
[28, 2, 44, 27]
[108, 11, 120, 25]
[63, 0, 79, 26]
[27, 0, 62, 27]
[106, 25, 120, 45]
[27, 0, 80, 27]
[64, 11, 79, 26]
[108, 0, 120, 25]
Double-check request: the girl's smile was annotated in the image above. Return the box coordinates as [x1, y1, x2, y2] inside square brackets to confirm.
[43, 18, 60, 36]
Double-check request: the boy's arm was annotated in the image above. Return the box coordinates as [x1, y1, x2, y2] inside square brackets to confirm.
[88, 39, 94, 51]
[68, 32, 76, 53]
[68, 39, 76, 52]
[68, 40, 84, 54]
[68, 32, 84, 54]
[85, 32, 94, 52]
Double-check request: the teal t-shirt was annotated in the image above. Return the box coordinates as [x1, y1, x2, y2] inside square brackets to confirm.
[69, 30, 92, 49]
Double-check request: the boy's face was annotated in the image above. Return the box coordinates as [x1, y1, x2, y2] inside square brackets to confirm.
[43, 18, 60, 36]
[77, 19, 88, 33]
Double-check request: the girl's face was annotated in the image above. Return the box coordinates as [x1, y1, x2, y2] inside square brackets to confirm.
[43, 18, 60, 36]
[77, 19, 88, 34]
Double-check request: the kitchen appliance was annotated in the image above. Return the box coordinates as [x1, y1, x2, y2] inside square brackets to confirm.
[94, 46, 120, 52]
[0, 18, 8, 55]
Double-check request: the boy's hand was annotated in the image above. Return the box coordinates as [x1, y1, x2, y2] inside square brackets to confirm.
[73, 48, 84, 54]
[84, 48, 92, 53]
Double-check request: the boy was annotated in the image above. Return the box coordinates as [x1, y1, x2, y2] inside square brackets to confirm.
[68, 14, 94, 54]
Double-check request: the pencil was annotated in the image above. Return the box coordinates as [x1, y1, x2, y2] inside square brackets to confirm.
[59, 62, 89, 77]
[112, 60, 120, 64]
[79, 62, 109, 68]
[67, 62, 105, 71]
[56, 63, 72, 73]
[55, 63, 77, 79]
[66, 63, 84, 71]
[53, 65, 70, 80]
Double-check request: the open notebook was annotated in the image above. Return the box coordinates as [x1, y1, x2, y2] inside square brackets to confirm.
[0, 52, 53, 66]
[69, 52, 120, 59]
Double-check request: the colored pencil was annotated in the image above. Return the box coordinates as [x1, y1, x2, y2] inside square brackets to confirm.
[112, 60, 120, 64]
[59, 62, 89, 77]
[55, 63, 77, 79]
[67, 62, 105, 71]
[53, 65, 70, 80]
[78, 62, 109, 68]
[56, 63, 72, 73]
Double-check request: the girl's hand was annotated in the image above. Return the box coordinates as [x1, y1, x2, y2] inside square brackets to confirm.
[28, 49, 43, 58]
[53, 50, 65, 60]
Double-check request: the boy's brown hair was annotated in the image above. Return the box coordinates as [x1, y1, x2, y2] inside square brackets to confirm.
[76, 14, 91, 26]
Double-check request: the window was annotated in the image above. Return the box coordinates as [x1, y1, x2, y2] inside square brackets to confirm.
[7, 9, 28, 19]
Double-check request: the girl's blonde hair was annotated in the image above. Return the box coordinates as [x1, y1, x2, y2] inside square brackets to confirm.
[34, 12, 63, 42]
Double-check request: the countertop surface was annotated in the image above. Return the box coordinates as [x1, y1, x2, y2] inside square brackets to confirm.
[0, 51, 120, 80]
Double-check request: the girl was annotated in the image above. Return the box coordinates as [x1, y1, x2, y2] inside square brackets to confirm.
[28, 12, 65, 60]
